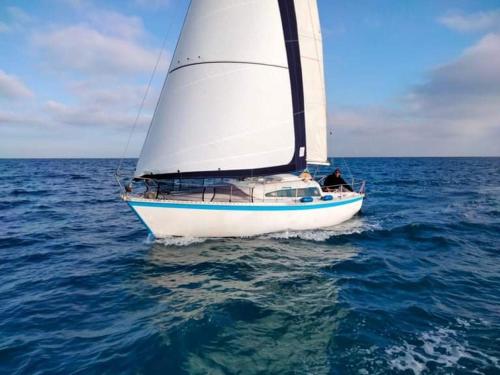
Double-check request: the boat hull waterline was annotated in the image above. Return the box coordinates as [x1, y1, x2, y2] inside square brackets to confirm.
[126, 195, 364, 238]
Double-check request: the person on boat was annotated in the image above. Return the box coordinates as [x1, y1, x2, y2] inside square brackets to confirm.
[323, 168, 353, 192]
[299, 169, 312, 181]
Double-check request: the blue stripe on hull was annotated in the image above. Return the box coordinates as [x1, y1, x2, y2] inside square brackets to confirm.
[127, 196, 363, 211]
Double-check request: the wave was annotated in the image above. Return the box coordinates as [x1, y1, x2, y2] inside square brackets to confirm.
[385, 326, 499, 374]
[149, 220, 381, 246]
[260, 220, 382, 242]
[9, 188, 52, 197]
[153, 236, 208, 247]
[69, 174, 89, 180]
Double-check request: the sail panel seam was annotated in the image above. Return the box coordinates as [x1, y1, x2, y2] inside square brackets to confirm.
[169, 61, 288, 74]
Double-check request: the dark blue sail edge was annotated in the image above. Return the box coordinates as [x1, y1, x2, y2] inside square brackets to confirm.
[278, 0, 307, 171]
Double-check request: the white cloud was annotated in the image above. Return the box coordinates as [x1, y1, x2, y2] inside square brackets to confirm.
[44, 78, 160, 128]
[329, 33, 500, 156]
[0, 6, 32, 33]
[409, 33, 500, 131]
[33, 25, 168, 75]
[31, 0, 171, 75]
[134, 0, 171, 9]
[44, 80, 158, 129]
[59, 1, 147, 40]
[67, 80, 158, 110]
[86, 9, 145, 40]
[0, 2, 170, 157]
[439, 9, 500, 32]
[0, 80, 156, 130]
[23, 2, 169, 130]
[6, 6, 32, 25]
[0, 110, 43, 127]
[55, 0, 91, 9]
[46, 99, 148, 128]
[0, 22, 10, 33]
[0, 70, 34, 100]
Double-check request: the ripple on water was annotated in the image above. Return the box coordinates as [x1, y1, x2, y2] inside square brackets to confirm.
[385, 325, 499, 374]
[1, 158, 499, 374]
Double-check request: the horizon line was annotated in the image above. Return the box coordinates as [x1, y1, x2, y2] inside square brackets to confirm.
[1, 156, 499, 160]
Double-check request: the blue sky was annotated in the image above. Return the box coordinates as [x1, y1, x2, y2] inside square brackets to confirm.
[1, 0, 499, 157]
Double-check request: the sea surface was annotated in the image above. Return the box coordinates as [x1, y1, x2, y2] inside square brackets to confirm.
[0, 157, 499, 374]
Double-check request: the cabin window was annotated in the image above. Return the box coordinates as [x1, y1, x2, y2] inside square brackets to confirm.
[265, 187, 320, 198]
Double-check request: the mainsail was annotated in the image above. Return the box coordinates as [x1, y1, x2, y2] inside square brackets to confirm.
[135, 0, 327, 179]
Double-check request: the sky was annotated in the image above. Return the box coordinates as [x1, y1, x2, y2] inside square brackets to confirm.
[0, 0, 499, 158]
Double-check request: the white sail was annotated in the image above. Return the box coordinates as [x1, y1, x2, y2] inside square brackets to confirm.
[135, 0, 307, 179]
[295, 0, 328, 165]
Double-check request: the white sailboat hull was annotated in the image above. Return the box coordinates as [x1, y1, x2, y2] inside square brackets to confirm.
[126, 195, 364, 238]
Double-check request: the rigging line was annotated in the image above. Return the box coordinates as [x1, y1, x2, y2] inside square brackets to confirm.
[342, 156, 354, 181]
[115, 0, 185, 180]
[329, 120, 353, 180]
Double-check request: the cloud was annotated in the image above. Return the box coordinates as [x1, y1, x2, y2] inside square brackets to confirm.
[134, 0, 171, 9]
[0, 2, 169, 157]
[31, 1, 170, 75]
[44, 80, 158, 129]
[59, 1, 147, 40]
[0, 110, 44, 127]
[22, 2, 169, 129]
[6, 6, 32, 24]
[0, 6, 32, 33]
[55, 0, 91, 9]
[408, 33, 500, 132]
[67, 80, 158, 110]
[86, 9, 145, 40]
[0, 79, 156, 129]
[0, 22, 10, 33]
[0, 70, 34, 100]
[329, 33, 500, 156]
[439, 9, 500, 32]
[45, 99, 148, 128]
[33, 25, 168, 75]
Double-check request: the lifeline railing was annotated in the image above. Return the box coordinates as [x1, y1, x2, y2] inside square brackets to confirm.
[125, 177, 366, 203]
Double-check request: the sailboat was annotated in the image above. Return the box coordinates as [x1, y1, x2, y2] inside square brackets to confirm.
[121, 0, 365, 238]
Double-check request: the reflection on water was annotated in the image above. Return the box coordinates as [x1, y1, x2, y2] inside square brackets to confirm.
[140, 237, 359, 373]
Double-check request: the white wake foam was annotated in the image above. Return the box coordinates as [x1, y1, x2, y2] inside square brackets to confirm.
[154, 236, 208, 247]
[385, 326, 499, 374]
[146, 220, 381, 245]
[260, 220, 381, 242]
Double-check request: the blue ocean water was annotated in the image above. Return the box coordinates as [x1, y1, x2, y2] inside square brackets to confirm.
[0, 157, 499, 374]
